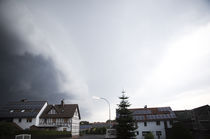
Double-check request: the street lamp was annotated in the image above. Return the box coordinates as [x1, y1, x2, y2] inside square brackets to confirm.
[92, 96, 111, 128]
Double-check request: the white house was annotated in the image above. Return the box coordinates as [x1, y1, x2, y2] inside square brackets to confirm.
[0, 99, 47, 130]
[39, 100, 81, 137]
[0, 99, 81, 137]
[129, 106, 176, 139]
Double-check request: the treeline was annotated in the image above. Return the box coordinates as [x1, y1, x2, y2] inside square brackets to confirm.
[80, 127, 106, 135]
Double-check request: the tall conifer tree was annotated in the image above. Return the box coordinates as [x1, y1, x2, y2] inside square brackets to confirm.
[116, 90, 137, 139]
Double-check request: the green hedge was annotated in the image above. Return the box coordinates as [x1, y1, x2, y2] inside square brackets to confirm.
[0, 122, 71, 138]
[84, 127, 106, 135]
[18, 130, 72, 136]
[0, 122, 20, 136]
[145, 132, 154, 139]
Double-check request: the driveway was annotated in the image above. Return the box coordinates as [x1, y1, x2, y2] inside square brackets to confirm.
[80, 135, 105, 139]
[57, 135, 105, 139]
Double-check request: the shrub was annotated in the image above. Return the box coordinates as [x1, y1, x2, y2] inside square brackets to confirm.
[145, 132, 154, 139]
[0, 122, 20, 136]
[18, 130, 72, 136]
[85, 127, 106, 135]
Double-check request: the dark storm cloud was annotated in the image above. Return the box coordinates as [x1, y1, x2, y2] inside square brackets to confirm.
[0, 23, 72, 105]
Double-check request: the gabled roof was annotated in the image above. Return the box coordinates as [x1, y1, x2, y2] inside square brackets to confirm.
[40, 104, 81, 119]
[174, 110, 193, 121]
[0, 101, 47, 118]
[128, 107, 176, 122]
[193, 105, 210, 112]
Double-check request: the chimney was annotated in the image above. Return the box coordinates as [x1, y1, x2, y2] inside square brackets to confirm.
[144, 105, 147, 108]
[61, 99, 64, 107]
[21, 99, 27, 102]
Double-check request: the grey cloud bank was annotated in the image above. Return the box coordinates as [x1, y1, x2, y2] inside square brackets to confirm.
[0, 0, 210, 121]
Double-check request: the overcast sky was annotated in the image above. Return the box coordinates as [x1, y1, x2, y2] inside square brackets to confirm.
[0, 0, 210, 122]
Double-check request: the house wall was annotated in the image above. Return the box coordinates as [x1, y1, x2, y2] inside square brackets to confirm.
[39, 118, 71, 125]
[39, 118, 72, 131]
[13, 118, 36, 130]
[71, 108, 80, 136]
[136, 121, 172, 139]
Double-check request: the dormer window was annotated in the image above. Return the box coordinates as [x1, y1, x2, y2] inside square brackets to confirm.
[48, 108, 56, 114]
[10, 110, 14, 113]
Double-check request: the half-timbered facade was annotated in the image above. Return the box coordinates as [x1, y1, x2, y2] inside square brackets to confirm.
[39, 101, 80, 137]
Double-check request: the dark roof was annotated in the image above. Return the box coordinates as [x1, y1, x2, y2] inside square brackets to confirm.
[0, 101, 47, 118]
[174, 105, 210, 130]
[128, 107, 176, 122]
[193, 105, 210, 112]
[174, 110, 193, 121]
[40, 104, 81, 119]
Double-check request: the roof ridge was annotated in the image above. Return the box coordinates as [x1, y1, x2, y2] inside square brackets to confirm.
[129, 106, 171, 110]
[48, 104, 78, 106]
[8, 101, 47, 103]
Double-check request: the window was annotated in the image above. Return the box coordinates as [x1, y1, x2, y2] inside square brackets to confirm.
[21, 110, 25, 112]
[10, 110, 14, 113]
[27, 118, 32, 123]
[64, 118, 68, 123]
[156, 121, 160, 125]
[52, 118, 56, 123]
[48, 108, 56, 114]
[164, 121, 168, 128]
[136, 131, 139, 135]
[18, 118, 22, 123]
[44, 119, 47, 124]
[156, 131, 162, 136]
[142, 131, 150, 136]
[144, 122, 147, 126]
[169, 120, 173, 125]
[63, 128, 67, 131]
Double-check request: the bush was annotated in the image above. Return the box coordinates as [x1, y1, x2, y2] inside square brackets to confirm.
[0, 122, 20, 136]
[17, 130, 71, 136]
[145, 132, 154, 139]
[85, 127, 106, 135]
[0, 122, 72, 139]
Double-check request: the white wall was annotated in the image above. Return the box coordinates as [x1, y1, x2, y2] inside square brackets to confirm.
[71, 108, 80, 136]
[36, 102, 48, 126]
[136, 121, 172, 139]
[13, 118, 36, 130]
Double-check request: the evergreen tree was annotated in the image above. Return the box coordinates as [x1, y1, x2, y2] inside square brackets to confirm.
[116, 91, 137, 139]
